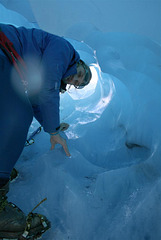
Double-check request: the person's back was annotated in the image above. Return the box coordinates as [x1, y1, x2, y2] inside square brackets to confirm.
[0, 23, 80, 132]
[0, 23, 62, 64]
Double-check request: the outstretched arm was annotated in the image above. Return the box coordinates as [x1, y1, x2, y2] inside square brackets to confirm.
[39, 36, 78, 155]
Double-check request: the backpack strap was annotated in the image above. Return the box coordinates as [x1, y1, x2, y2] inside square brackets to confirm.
[0, 28, 28, 90]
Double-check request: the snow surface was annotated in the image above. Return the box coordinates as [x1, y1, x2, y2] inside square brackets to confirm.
[1, 2, 161, 240]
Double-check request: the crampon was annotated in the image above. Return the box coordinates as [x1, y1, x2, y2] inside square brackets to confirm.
[0, 197, 50, 240]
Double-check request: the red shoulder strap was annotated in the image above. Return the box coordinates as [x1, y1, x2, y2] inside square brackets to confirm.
[0, 29, 28, 88]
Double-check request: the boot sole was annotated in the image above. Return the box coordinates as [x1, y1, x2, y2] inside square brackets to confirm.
[0, 231, 42, 240]
[0, 219, 50, 240]
[0, 235, 41, 240]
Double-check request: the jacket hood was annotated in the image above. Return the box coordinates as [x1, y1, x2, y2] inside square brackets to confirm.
[62, 48, 80, 79]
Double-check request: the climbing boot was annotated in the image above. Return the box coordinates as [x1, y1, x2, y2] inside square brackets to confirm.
[0, 181, 50, 239]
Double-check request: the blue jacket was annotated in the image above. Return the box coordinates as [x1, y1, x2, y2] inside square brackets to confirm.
[0, 23, 80, 133]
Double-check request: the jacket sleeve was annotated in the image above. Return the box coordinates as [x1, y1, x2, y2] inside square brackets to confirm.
[39, 36, 74, 133]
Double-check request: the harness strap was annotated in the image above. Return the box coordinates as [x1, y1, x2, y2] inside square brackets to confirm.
[0, 29, 28, 89]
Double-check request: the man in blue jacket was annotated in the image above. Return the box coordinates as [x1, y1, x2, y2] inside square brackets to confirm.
[0, 24, 91, 239]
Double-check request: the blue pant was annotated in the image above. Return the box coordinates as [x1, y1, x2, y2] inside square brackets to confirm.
[0, 55, 33, 182]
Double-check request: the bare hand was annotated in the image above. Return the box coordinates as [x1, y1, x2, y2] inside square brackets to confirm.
[50, 134, 71, 156]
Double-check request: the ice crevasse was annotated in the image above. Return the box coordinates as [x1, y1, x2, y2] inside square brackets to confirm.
[1, 4, 161, 240]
